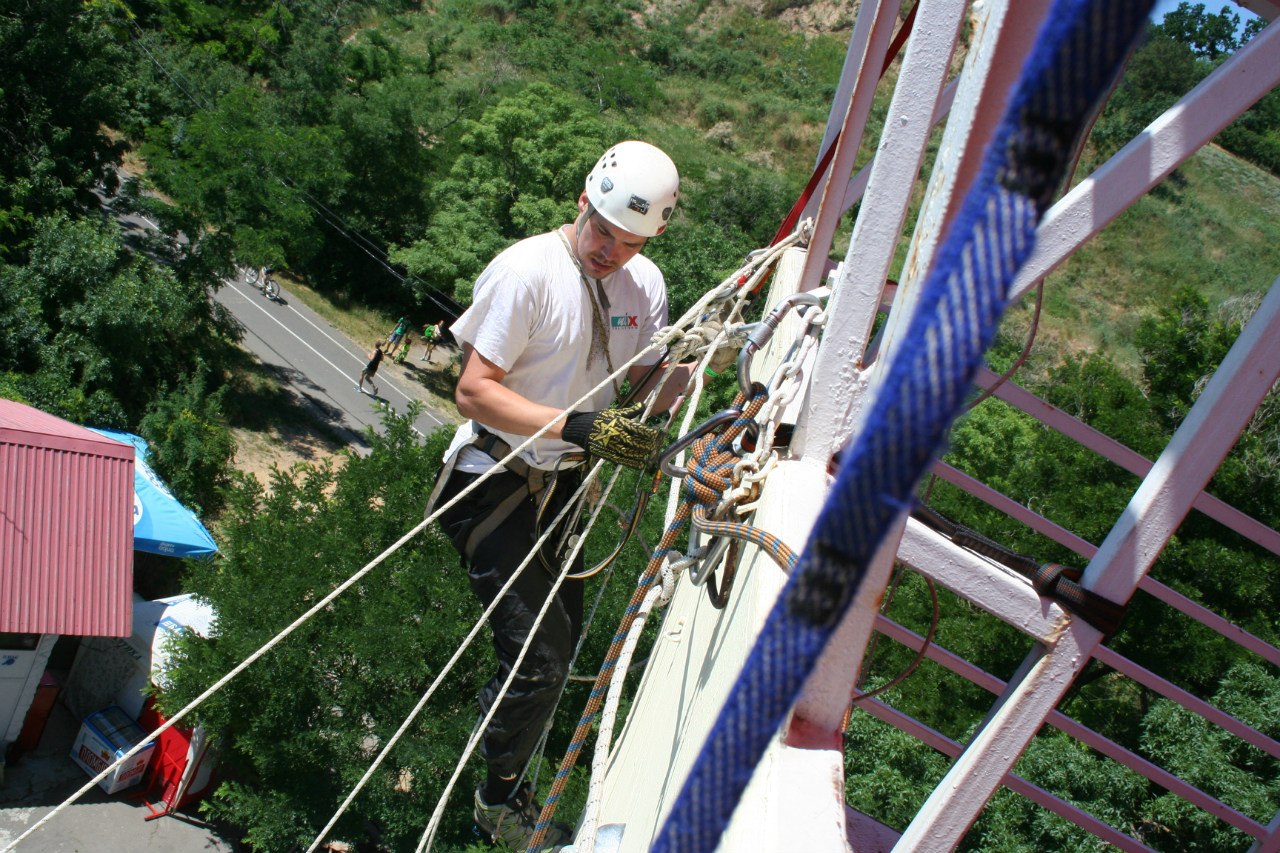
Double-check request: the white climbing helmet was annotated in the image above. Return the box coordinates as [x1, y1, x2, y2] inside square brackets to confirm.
[584, 141, 679, 238]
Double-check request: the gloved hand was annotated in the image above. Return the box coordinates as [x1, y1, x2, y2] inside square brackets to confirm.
[700, 317, 743, 375]
[562, 403, 663, 469]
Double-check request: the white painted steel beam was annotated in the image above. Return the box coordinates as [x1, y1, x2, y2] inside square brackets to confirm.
[806, 0, 895, 223]
[795, 0, 970, 464]
[893, 277, 1280, 849]
[929, 457, 1280, 668]
[887, 0, 1053, 334]
[798, 0, 903, 294]
[1011, 20, 1280, 302]
[895, 518, 1070, 644]
[839, 79, 959, 217]
[894, 623, 1100, 850]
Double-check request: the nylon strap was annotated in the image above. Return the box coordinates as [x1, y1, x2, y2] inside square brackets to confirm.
[912, 505, 1127, 636]
[652, 4, 1154, 850]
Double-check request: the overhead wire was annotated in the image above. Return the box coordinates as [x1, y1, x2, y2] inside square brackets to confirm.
[121, 17, 464, 318]
[11, 224, 795, 850]
[4, 308, 681, 852]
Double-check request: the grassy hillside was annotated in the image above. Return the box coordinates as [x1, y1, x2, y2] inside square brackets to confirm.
[1023, 143, 1280, 373]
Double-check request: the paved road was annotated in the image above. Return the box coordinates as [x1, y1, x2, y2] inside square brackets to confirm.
[214, 273, 455, 451]
[100, 170, 456, 451]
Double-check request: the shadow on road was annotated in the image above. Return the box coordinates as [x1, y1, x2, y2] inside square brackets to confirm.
[222, 350, 354, 455]
[396, 353, 458, 404]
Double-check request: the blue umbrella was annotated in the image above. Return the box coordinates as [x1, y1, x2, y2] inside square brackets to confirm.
[87, 428, 219, 558]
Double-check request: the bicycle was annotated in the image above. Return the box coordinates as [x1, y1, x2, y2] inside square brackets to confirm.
[244, 266, 280, 300]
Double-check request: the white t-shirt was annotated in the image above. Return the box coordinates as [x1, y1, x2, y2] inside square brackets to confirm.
[446, 228, 668, 471]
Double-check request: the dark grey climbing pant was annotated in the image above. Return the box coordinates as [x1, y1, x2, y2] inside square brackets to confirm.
[435, 465, 584, 779]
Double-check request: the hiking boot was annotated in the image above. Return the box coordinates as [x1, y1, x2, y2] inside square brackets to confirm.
[473, 781, 570, 851]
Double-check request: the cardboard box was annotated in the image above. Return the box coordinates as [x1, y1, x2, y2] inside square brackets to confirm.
[69, 706, 155, 794]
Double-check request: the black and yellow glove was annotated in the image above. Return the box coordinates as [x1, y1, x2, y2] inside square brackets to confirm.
[562, 403, 663, 470]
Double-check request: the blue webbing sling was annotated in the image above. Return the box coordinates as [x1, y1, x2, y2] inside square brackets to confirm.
[650, 2, 1154, 851]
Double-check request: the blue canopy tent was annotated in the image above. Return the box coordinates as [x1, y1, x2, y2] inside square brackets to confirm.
[87, 428, 219, 558]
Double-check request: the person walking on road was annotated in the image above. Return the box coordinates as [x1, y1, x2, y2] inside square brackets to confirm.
[357, 340, 384, 395]
[424, 140, 690, 851]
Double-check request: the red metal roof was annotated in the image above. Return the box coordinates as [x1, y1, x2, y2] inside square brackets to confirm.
[0, 400, 135, 637]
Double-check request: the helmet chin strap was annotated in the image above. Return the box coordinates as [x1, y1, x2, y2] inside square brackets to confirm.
[569, 203, 597, 265]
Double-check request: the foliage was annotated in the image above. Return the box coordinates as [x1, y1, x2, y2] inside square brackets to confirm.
[139, 371, 236, 515]
[0, 212, 238, 532]
[391, 83, 613, 304]
[161, 413, 490, 852]
[0, 214, 238, 424]
[0, 0, 130, 253]
[6, 0, 1279, 848]
[1137, 661, 1280, 851]
[1091, 5, 1280, 176]
[140, 84, 347, 272]
[1134, 287, 1237, 431]
[1159, 2, 1245, 61]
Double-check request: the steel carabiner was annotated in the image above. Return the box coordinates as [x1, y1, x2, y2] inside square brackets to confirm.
[737, 290, 828, 397]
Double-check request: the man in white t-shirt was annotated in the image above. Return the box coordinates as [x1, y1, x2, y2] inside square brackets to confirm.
[430, 141, 691, 850]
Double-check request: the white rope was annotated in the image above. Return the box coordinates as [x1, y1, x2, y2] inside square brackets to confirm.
[418, 228, 807, 850]
[4, 330, 663, 853]
[413, 467, 614, 853]
[305, 459, 606, 852]
[328, 247, 794, 850]
[8, 228, 809, 853]
[576, 556, 681, 850]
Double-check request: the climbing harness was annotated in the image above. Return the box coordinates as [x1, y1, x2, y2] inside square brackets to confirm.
[423, 427, 587, 570]
[651, 3, 1156, 851]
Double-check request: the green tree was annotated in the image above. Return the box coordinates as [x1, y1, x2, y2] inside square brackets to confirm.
[162, 413, 489, 852]
[139, 84, 347, 272]
[1090, 26, 1204, 160]
[1137, 661, 1280, 852]
[1159, 2, 1242, 61]
[1134, 287, 1237, 433]
[0, 214, 238, 426]
[391, 83, 612, 304]
[0, 0, 130, 253]
[139, 372, 236, 515]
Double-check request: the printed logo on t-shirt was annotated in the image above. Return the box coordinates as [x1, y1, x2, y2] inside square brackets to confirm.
[610, 314, 639, 329]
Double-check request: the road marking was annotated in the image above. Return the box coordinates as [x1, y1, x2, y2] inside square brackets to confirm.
[110, 173, 446, 435]
[225, 281, 445, 431]
[272, 285, 448, 425]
